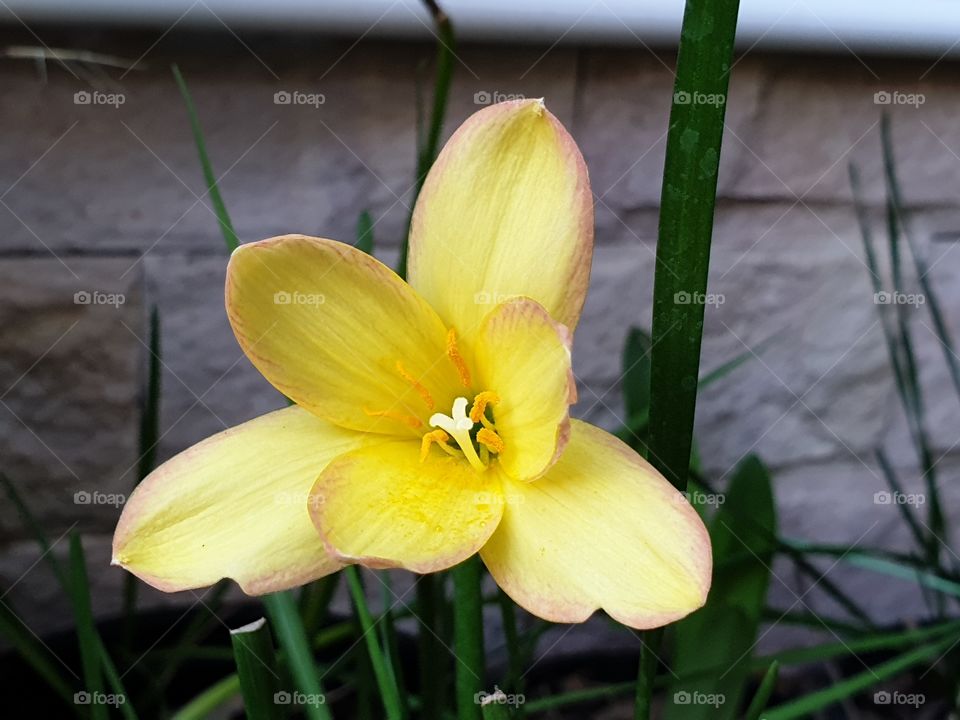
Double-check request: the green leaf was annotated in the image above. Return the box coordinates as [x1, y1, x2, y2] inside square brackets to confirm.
[396, 0, 455, 279]
[230, 617, 282, 720]
[756, 618, 960, 668]
[172, 63, 238, 253]
[69, 534, 107, 720]
[882, 118, 960, 403]
[345, 568, 405, 720]
[171, 675, 241, 720]
[743, 661, 778, 720]
[667, 455, 776, 720]
[761, 635, 955, 719]
[263, 591, 332, 720]
[355, 210, 375, 255]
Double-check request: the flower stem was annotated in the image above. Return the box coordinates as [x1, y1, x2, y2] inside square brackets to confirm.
[452, 556, 485, 720]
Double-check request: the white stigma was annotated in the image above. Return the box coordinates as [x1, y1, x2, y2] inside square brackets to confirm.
[429, 396, 474, 434]
[429, 396, 485, 471]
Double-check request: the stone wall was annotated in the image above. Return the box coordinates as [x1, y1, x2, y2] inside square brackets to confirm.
[2, 27, 959, 640]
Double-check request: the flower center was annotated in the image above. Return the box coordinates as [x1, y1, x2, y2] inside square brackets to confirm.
[422, 393, 504, 471]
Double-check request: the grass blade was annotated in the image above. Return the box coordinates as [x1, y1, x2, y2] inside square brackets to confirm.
[761, 635, 955, 719]
[355, 210, 375, 255]
[263, 591, 332, 720]
[171, 63, 238, 253]
[396, 0, 455, 279]
[230, 617, 282, 720]
[743, 660, 779, 720]
[69, 534, 107, 720]
[879, 116, 960, 404]
[344, 568, 405, 720]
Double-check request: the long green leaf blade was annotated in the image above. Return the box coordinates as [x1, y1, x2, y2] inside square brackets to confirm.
[263, 591, 332, 720]
[172, 63, 238, 253]
[230, 617, 282, 720]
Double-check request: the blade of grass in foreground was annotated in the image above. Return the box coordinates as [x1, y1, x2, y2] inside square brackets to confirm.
[230, 617, 282, 720]
[345, 567, 405, 720]
[263, 591, 332, 720]
[637, 0, 740, 717]
[172, 63, 238, 253]
[743, 660, 779, 720]
[2, 475, 137, 720]
[69, 534, 107, 720]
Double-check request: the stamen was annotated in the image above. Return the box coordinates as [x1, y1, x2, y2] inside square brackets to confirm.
[396, 360, 435, 410]
[477, 427, 504, 454]
[446, 328, 472, 388]
[469, 391, 500, 424]
[429, 396, 486, 472]
[363, 407, 422, 429]
[420, 429, 456, 462]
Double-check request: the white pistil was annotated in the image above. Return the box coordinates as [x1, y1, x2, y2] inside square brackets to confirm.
[429, 396, 486, 472]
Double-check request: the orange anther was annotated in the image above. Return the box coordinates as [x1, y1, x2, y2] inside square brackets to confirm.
[469, 391, 500, 423]
[363, 407, 422, 429]
[476, 427, 504, 454]
[420, 429, 455, 462]
[396, 360, 435, 410]
[446, 328, 472, 388]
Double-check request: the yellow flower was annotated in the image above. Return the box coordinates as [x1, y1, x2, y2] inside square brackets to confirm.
[113, 99, 711, 629]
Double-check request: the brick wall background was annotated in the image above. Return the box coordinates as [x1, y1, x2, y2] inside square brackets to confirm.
[2, 27, 959, 645]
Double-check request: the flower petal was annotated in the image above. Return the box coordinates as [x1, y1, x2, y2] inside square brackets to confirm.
[227, 235, 461, 435]
[473, 298, 576, 481]
[480, 420, 712, 629]
[408, 99, 593, 340]
[309, 441, 504, 573]
[112, 406, 375, 594]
